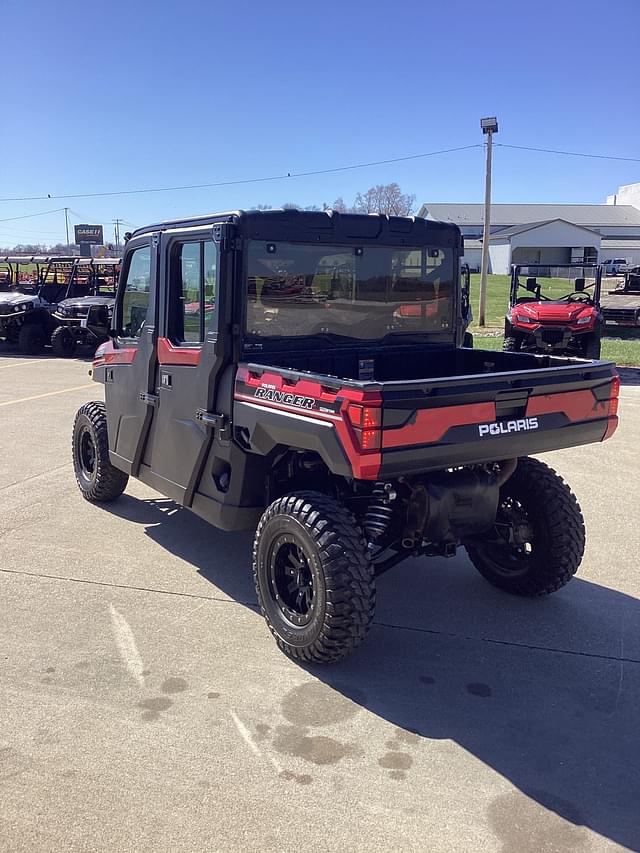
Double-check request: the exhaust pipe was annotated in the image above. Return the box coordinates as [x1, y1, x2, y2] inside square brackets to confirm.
[496, 458, 518, 487]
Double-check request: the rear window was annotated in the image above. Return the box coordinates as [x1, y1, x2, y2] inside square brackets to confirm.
[246, 241, 455, 342]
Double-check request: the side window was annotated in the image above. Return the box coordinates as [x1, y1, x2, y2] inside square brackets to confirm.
[121, 246, 152, 340]
[170, 239, 218, 344]
[179, 242, 202, 343]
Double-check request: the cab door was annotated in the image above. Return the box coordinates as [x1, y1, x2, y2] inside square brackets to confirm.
[105, 235, 159, 475]
[142, 232, 225, 503]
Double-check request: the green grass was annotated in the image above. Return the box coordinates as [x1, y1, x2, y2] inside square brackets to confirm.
[475, 331, 640, 366]
[470, 274, 640, 365]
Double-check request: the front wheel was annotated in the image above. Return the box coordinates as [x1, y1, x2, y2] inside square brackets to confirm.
[18, 323, 46, 354]
[72, 401, 129, 502]
[253, 492, 375, 663]
[465, 457, 585, 596]
[51, 325, 77, 357]
[503, 335, 522, 352]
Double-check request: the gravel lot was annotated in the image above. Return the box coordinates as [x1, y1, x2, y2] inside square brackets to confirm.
[1, 353, 639, 853]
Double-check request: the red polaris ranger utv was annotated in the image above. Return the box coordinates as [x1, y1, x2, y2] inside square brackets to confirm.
[72, 210, 619, 663]
[503, 263, 604, 359]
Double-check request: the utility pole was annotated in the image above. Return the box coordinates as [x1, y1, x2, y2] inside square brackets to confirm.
[478, 116, 498, 327]
[64, 207, 70, 249]
[112, 219, 122, 250]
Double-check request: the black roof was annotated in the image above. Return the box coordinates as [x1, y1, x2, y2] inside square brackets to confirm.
[130, 209, 461, 247]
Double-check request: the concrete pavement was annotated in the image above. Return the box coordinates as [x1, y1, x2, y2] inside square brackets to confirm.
[1, 353, 639, 852]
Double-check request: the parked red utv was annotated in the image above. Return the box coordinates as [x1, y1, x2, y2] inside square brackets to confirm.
[503, 264, 603, 359]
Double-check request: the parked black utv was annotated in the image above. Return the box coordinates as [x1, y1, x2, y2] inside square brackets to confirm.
[51, 259, 119, 356]
[71, 209, 619, 664]
[0, 257, 83, 354]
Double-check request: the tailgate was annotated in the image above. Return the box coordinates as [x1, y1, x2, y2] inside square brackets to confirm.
[235, 360, 619, 481]
[378, 361, 619, 477]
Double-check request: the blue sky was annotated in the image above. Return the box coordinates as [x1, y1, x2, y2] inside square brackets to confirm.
[1, 0, 639, 245]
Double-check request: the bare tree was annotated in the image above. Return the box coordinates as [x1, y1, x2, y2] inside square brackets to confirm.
[281, 202, 321, 211]
[351, 183, 416, 216]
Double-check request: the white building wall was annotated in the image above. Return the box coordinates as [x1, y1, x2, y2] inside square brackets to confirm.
[510, 220, 601, 249]
[599, 246, 640, 266]
[606, 182, 640, 210]
[488, 241, 511, 275]
[461, 247, 482, 271]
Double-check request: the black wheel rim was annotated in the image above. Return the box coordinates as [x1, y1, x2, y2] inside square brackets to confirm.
[268, 535, 315, 627]
[476, 496, 536, 577]
[79, 427, 96, 479]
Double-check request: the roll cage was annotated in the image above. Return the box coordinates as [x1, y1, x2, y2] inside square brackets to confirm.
[509, 263, 602, 309]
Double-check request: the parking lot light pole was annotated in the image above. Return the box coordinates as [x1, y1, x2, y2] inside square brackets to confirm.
[478, 116, 498, 327]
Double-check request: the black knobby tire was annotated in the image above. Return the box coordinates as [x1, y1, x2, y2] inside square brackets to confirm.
[253, 491, 375, 663]
[18, 323, 46, 354]
[465, 457, 585, 596]
[51, 326, 77, 357]
[503, 335, 521, 352]
[583, 335, 601, 360]
[72, 401, 129, 502]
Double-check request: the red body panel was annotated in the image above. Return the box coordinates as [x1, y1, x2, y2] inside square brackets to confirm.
[382, 402, 496, 448]
[235, 367, 382, 479]
[157, 336, 201, 366]
[93, 339, 136, 367]
[511, 302, 598, 333]
[526, 389, 609, 423]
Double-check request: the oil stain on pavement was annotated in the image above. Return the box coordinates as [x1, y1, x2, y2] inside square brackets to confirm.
[488, 790, 589, 852]
[138, 697, 173, 721]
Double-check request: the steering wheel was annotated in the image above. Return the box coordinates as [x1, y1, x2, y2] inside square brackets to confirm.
[569, 292, 592, 303]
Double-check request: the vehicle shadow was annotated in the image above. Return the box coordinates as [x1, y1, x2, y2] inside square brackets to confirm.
[106, 494, 640, 851]
[619, 365, 640, 386]
[0, 342, 95, 362]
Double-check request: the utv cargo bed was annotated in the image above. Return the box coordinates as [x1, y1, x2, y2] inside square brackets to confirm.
[235, 347, 618, 479]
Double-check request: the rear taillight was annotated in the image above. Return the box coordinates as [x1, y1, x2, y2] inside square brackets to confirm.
[347, 405, 381, 429]
[346, 403, 382, 452]
[603, 372, 620, 441]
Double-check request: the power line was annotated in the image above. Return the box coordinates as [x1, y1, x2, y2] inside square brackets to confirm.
[0, 145, 483, 203]
[0, 207, 66, 222]
[496, 143, 640, 163]
[1, 140, 636, 217]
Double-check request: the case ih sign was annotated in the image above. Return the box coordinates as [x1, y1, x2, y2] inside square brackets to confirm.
[74, 225, 104, 245]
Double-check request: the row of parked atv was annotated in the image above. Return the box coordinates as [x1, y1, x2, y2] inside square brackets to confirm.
[0, 255, 629, 362]
[0, 256, 118, 356]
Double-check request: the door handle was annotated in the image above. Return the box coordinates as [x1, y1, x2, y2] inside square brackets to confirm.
[160, 370, 172, 389]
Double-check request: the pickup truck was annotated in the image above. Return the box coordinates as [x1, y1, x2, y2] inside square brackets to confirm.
[72, 209, 619, 663]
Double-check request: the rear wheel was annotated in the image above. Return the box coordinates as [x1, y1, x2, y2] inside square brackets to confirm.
[503, 335, 521, 352]
[51, 326, 77, 357]
[72, 401, 129, 502]
[465, 457, 585, 596]
[18, 323, 46, 354]
[253, 491, 375, 663]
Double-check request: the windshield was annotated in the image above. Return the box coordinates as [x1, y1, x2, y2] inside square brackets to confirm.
[246, 241, 455, 342]
[513, 265, 599, 304]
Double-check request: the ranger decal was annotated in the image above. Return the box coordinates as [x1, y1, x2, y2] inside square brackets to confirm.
[254, 386, 316, 410]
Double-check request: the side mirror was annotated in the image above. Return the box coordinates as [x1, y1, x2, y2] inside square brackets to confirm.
[108, 327, 118, 339]
[574, 278, 585, 292]
[526, 278, 538, 292]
